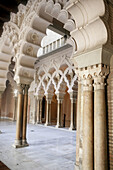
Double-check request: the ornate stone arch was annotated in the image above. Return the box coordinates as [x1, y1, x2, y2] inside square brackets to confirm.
[0, 0, 107, 92]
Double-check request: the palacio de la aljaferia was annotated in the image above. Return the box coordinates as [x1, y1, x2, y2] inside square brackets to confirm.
[0, 0, 113, 169]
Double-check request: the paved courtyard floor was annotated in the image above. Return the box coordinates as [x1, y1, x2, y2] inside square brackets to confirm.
[0, 120, 76, 170]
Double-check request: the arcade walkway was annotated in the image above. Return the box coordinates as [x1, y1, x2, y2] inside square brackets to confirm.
[0, 120, 76, 170]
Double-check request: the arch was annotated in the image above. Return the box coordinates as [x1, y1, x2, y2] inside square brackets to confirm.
[0, 0, 107, 92]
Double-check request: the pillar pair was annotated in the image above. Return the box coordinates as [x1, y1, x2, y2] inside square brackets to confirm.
[13, 84, 29, 148]
[76, 75, 108, 170]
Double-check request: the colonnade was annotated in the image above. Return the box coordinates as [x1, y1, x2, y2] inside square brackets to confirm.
[36, 91, 77, 130]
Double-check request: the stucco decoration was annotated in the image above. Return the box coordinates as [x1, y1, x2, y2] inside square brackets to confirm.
[0, 0, 107, 89]
[35, 47, 77, 96]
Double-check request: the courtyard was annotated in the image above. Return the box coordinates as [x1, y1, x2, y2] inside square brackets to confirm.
[0, 120, 76, 170]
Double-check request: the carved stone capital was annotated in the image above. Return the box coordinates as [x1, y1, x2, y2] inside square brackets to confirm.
[69, 91, 77, 103]
[93, 75, 105, 90]
[82, 75, 93, 91]
[56, 92, 65, 103]
[17, 84, 25, 94]
[24, 85, 30, 95]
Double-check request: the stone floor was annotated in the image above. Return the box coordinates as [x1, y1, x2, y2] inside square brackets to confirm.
[0, 120, 76, 170]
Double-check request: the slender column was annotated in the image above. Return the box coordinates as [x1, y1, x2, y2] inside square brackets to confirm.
[22, 85, 29, 146]
[45, 99, 52, 126]
[69, 91, 77, 130]
[13, 95, 18, 121]
[56, 99, 63, 128]
[82, 78, 94, 170]
[13, 84, 24, 148]
[94, 76, 108, 170]
[39, 100, 42, 123]
[75, 81, 81, 167]
[37, 99, 40, 123]
[0, 92, 2, 118]
[0, 92, 2, 133]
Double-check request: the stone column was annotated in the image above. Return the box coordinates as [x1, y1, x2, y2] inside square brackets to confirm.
[75, 80, 81, 167]
[13, 84, 24, 148]
[94, 75, 108, 170]
[22, 85, 29, 146]
[82, 77, 94, 170]
[0, 92, 2, 133]
[13, 92, 18, 121]
[37, 98, 42, 124]
[69, 91, 77, 130]
[0, 92, 2, 118]
[56, 93, 65, 128]
[45, 98, 52, 126]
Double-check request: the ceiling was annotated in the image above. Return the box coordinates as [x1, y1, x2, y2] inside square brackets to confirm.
[0, 0, 28, 36]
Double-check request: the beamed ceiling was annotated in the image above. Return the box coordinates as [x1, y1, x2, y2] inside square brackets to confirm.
[0, 0, 27, 36]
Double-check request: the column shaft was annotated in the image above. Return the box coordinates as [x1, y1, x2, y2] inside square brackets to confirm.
[15, 86, 23, 146]
[83, 80, 94, 170]
[94, 82, 108, 170]
[76, 82, 81, 166]
[37, 99, 40, 123]
[56, 101, 62, 128]
[69, 99, 76, 130]
[39, 100, 42, 123]
[22, 85, 29, 145]
[45, 100, 51, 125]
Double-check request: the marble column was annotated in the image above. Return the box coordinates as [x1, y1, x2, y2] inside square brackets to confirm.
[13, 84, 24, 148]
[45, 99, 52, 126]
[69, 91, 77, 130]
[82, 77, 94, 170]
[56, 99, 63, 128]
[37, 98, 42, 124]
[0, 92, 2, 118]
[13, 95, 18, 121]
[75, 81, 81, 167]
[22, 85, 29, 146]
[0, 92, 2, 133]
[56, 92, 65, 128]
[94, 76, 108, 170]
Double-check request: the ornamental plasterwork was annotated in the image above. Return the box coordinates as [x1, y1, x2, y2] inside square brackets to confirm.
[35, 48, 77, 95]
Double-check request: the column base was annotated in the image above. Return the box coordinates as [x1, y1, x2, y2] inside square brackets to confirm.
[69, 126, 76, 131]
[22, 139, 29, 147]
[45, 123, 51, 126]
[75, 163, 79, 170]
[37, 121, 42, 124]
[12, 139, 29, 148]
[56, 125, 62, 128]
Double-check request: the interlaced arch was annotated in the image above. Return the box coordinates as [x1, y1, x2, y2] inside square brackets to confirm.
[0, 0, 107, 92]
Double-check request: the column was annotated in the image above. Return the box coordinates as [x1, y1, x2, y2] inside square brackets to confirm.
[56, 93, 65, 128]
[82, 77, 94, 170]
[37, 98, 42, 124]
[0, 92, 2, 118]
[22, 85, 29, 146]
[13, 91, 18, 121]
[0, 92, 2, 133]
[75, 80, 81, 167]
[13, 84, 24, 148]
[69, 91, 77, 130]
[45, 98, 52, 126]
[94, 76, 108, 170]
